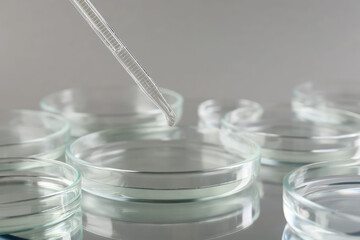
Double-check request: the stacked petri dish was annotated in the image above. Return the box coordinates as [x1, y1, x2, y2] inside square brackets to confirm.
[0, 158, 82, 239]
[41, 86, 183, 138]
[0, 110, 70, 160]
[66, 126, 261, 239]
[283, 159, 360, 240]
[222, 104, 360, 183]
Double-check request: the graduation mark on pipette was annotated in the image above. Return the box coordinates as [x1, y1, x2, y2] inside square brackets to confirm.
[69, 0, 177, 126]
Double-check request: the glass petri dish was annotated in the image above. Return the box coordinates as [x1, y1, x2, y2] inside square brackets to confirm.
[283, 159, 360, 240]
[66, 126, 260, 201]
[198, 99, 263, 129]
[222, 105, 360, 183]
[0, 110, 70, 159]
[293, 81, 360, 114]
[82, 182, 260, 240]
[0, 157, 82, 240]
[282, 224, 304, 240]
[40, 86, 183, 137]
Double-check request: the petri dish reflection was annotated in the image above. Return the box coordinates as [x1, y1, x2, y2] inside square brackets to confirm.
[82, 182, 261, 240]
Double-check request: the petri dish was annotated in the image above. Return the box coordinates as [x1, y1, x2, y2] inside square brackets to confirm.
[283, 159, 360, 240]
[40, 86, 183, 137]
[198, 99, 263, 129]
[82, 182, 260, 240]
[293, 81, 360, 114]
[0, 157, 82, 240]
[0, 110, 70, 160]
[222, 104, 360, 183]
[66, 126, 260, 201]
[282, 224, 304, 240]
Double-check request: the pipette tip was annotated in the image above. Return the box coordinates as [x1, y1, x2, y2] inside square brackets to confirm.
[166, 110, 177, 127]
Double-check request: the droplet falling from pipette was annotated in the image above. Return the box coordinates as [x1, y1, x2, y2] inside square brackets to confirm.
[69, 0, 177, 126]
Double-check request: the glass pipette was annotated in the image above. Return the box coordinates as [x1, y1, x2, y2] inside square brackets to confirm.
[69, 0, 177, 126]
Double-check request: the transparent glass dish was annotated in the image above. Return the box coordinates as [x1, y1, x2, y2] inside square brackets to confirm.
[66, 126, 260, 201]
[222, 105, 360, 183]
[40, 86, 183, 137]
[283, 159, 360, 240]
[82, 182, 260, 240]
[0, 110, 70, 159]
[0, 158, 82, 240]
[198, 99, 263, 129]
[293, 81, 360, 114]
[282, 224, 304, 240]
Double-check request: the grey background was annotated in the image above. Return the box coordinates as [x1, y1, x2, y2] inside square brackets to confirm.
[1, 0, 360, 239]
[1, 0, 360, 109]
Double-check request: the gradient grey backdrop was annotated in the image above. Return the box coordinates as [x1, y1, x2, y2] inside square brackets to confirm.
[1, 1, 360, 239]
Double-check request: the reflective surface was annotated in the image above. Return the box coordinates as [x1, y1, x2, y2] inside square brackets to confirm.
[82, 181, 285, 240]
[82, 183, 260, 240]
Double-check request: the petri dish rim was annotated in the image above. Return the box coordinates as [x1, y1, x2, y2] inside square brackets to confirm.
[66, 125, 261, 176]
[221, 107, 360, 141]
[0, 109, 70, 147]
[198, 98, 262, 118]
[292, 82, 318, 102]
[0, 157, 81, 202]
[283, 159, 360, 222]
[40, 87, 184, 118]
[293, 81, 360, 102]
